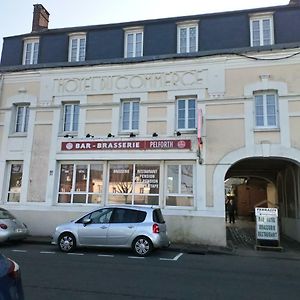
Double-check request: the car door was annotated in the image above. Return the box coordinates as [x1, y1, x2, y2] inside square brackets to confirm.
[77, 208, 113, 246]
[106, 208, 141, 246]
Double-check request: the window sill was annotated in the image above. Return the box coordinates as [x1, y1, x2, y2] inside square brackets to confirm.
[8, 133, 28, 138]
[254, 127, 280, 132]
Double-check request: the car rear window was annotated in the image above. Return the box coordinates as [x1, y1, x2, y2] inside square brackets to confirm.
[153, 209, 165, 223]
[111, 208, 146, 223]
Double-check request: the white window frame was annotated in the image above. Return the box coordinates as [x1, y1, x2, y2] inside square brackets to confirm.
[124, 27, 144, 58]
[177, 21, 199, 54]
[176, 97, 196, 131]
[254, 92, 279, 129]
[22, 38, 39, 65]
[165, 163, 195, 208]
[63, 103, 80, 133]
[250, 13, 274, 47]
[15, 104, 29, 133]
[120, 99, 140, 132]
[68, 33, 86, 62]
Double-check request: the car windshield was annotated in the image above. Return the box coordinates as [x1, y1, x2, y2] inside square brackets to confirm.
[0, 209, 15, 220]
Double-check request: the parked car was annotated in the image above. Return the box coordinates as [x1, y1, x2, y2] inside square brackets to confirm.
[0, 208, 29, 243]
[52, 205, 170, 256]
[0, 253, 24, 300]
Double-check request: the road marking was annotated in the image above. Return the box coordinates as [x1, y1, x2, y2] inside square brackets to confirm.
[160, 253, 183, 261]
[128, 256, 145, 259]
[97, 254, 114, 258]
[67, 253, 84, 256]
[12, 250, 27, 253]
[40, 251, 56, 254]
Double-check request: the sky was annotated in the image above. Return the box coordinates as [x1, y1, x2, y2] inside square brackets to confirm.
[0, 0, 289, 56]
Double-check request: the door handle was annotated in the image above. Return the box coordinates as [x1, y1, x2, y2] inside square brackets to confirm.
[100, 226, 107, 229]
[128, 226, 134, 229]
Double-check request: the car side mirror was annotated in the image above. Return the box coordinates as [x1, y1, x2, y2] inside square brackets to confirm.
[83, 218, 92, 226]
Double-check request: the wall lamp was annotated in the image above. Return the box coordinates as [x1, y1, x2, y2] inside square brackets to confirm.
[107, 133, 115, 138]
[152, 132, 158, 137]
[176, 131, 181, 136]
[129, 132, 136, 137]
[86, 133, 94, 138]
[64, 134, 74, 138]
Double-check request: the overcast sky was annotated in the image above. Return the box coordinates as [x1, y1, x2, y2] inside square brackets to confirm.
[0, 0, 289, 57]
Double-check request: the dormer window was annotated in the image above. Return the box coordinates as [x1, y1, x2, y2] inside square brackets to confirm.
[177, 21, 198, 54]
[68, 33, 86, 62]
[250, 13, 274, 47]
[124, 27, 143, 58]
[22, 38, 39, 65]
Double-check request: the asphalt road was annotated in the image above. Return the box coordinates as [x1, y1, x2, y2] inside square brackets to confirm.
[1, 242, 300, 300]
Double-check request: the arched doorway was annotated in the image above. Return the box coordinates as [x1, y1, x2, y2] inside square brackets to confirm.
[224, 157, 300, 248]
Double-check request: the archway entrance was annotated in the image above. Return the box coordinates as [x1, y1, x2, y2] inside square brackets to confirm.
[224, 157, 300, 249]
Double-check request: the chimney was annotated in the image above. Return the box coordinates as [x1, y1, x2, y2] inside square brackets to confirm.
[32, 4, 50, 32]
[289, 0, 300, 5]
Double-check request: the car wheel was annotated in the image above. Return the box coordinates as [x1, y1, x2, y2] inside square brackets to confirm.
[132, 236, 153, 257]
[58, 233, 76, 252]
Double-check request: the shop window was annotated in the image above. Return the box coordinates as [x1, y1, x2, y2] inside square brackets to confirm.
[177, 98, 196, 130]
[254, 92, 278, 129]
[14, 104, 29, 133]
[58, 163, 103, 204]
[121, 99, 140, 132]
[7, 163, 23, 202]
[63, 103, 80, 133]
[177, 22, 198, 54]
[166, 164, 194, 206]
[108, 163, 159, 205]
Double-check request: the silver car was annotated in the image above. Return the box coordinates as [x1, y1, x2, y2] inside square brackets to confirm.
[52, 205, 170, 256]
[0, 208, 29, 243]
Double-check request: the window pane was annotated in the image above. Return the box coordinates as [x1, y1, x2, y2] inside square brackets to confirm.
[7, 164, 23, 203]
[136, 33, 142, 57]
[177, 99, 186, 129]
[71, 39, 78, 62]
[266, 94, 276, 126]
[135, 165, 159, 195]
[132, 102, 139, 130]
[73, 194, 86, 204]
[166, 196, 193, 206]
[127, 34, 134, 57]
[188, 99, 196, 128]
[73, 104, 80, 131]
[181, 165, 193, 194]
[252, 20, 260, 46]
[167, 165, 179, 193]
[180, 28, 187, 53]
[59, 164, 73, 193]
[122, 102, 130, 130]
[16, 106, 24, 132]
[89, 164, 103, 193]
[25, 43, 32, 65]
[75, 165, 88, 192]
[79, 38, 86, 61]
[33, 42, 39, 64]
[64, 105, 72, 131]
[263, 19, 271, 45]
[255, 95, 264, 126]
[189, 27, 197, 52]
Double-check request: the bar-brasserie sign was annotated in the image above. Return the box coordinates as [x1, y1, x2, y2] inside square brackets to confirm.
[61, 139, 191, 151]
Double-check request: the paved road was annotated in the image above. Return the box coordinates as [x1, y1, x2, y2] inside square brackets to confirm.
[2, 242, 300, 300]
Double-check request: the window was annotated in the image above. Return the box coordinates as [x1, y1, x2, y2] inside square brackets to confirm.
[15, 104, 29, 133]
[23, 38, 39, 65]
[166, 164, 194, 207]
[63, 103, 80, 132]
[177, 22, 198, 53]
[124, 28, 143, 58]
[110, 208, 146, 223]
[7, 163, 23, 202]
[121, 100, 139, 131]
[250, 14, 274, 46]
[58, 163, 104, 204]
[108, 163, 159, 205]
[177, 98, 196, 130]
[68, 34, 86, 62]
[254, 92, 278, 128]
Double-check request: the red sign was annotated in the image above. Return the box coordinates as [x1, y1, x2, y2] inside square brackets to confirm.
[61, 139, 191, 151]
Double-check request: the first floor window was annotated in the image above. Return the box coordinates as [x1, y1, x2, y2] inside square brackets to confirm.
[108, 163, 159, 205]
[121, 100, 139, 131]
[7, 163, 23, 202]
[63, 103, 79, 132]
[15, 104, 29, 133]
[166, 164, 194, 206]
[254, 93, 278, 128]
[177, 98, 196, 130]
[58, 163, 103, 204]
[23, 39, 39, 65]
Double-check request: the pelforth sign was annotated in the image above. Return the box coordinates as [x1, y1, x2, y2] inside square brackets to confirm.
[61, 139, 191, 151]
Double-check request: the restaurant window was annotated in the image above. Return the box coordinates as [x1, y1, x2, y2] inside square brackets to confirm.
[166, 164, 194, 206]
[108, 163, 159, 205]
[7, 163, 23, 202]
[58, 163, 103, 204]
